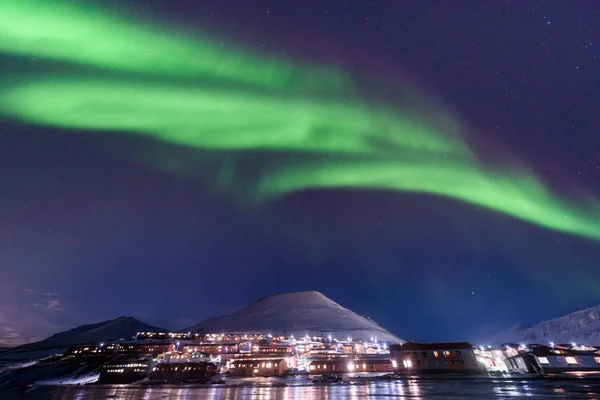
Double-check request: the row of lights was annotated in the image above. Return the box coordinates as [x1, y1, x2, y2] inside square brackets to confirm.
[478, 342, 579, 351]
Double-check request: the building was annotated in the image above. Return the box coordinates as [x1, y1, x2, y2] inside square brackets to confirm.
[504, 344, 600, 375]
[105, 340, 175, 356]
[156, 351, 211, 364]
[308, 358, 393, 373]
[474, 346, 509, 373]
[98, 358, 156, 384]
[183, 343, 238, 355]
[65, 345, 106, 356]
[228, 355, 288, 377]
[390, 342, 485, 374]
[149, 362, 217, 383]
[136, 332, 193, 340]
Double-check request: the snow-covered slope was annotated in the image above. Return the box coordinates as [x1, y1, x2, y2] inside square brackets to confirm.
[0, 317, 166, 360]
[185, 291, 404, 344]
[492, 305, 600, 345]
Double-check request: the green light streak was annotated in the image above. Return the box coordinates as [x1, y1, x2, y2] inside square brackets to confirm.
[0, 0, 350, 92]
[1, 0, 600, 241]
[256, 160, 600, 240]
[1, 78, 464, 155]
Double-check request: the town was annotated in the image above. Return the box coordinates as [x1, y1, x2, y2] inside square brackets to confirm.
[64, 330, 600, 384]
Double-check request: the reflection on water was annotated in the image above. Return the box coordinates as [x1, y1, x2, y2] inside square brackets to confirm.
[6, 378, 600, 399]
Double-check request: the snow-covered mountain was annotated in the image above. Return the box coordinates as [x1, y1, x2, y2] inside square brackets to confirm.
[492, 305, 600, 345]
[185, 291, 404, 344]
[0, 317, 166, 360]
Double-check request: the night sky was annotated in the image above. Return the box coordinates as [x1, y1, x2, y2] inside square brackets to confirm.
[1, 0, 599, 346]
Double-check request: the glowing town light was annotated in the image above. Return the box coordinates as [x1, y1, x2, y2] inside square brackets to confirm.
[480, 346, 485, 351]
[266, 363, 272, 368]
[347, 362, 354, 371]
[328, 334, 332, 342]
[488, 345, 492, 349]
[550, 342, 555, 348]
[391, 359, 398, 368]
[572, 343, 577, 347]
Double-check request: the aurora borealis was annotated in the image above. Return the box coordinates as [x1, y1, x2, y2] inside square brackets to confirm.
[1, 0, 599, 344]
[2, 0, 600, 241]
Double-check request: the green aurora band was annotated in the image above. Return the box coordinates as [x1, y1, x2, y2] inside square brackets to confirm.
[1, 0, 600, 241]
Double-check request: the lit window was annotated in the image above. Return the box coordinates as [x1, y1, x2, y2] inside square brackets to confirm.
[565, 357, 578, 364]
[538, 357, 549, 364]
[595, 357, 600, 364]
[433, 351, 439, 358]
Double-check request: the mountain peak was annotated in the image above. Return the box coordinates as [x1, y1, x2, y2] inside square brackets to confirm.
[185, 291, 403, 343]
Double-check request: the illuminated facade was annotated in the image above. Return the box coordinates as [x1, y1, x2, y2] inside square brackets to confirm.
[390, 342, 484, 374]
[308, 358, 393, 373]
[99, 359, 156, 384]
[504, 344, 600, 374]
[150, 362, 217, 382]
[105, 341, 175, 355]
[66, 345, 106, 356]
[228, 356, 289, 376]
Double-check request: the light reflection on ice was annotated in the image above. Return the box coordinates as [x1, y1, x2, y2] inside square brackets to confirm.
[12, 377, 600, 399]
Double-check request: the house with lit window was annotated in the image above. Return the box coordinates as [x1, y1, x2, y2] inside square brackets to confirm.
[504, 345, 600, 375]
[65, 345, 106, 356]
[149, 361, 217, 383]
[474, 346, 509, 373]
[228, 355, 288, 376]
[182, 343, 238, 355]
[308, 358, 393, 373]
[98, 358, 156, 384]
[390, 342, 485, 374]
[156, 351, 211, 364]
[105, 340, 176, 356]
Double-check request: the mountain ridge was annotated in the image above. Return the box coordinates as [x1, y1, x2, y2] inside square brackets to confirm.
[491, 304, 600, 345]
[0, 316, 166, 360]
